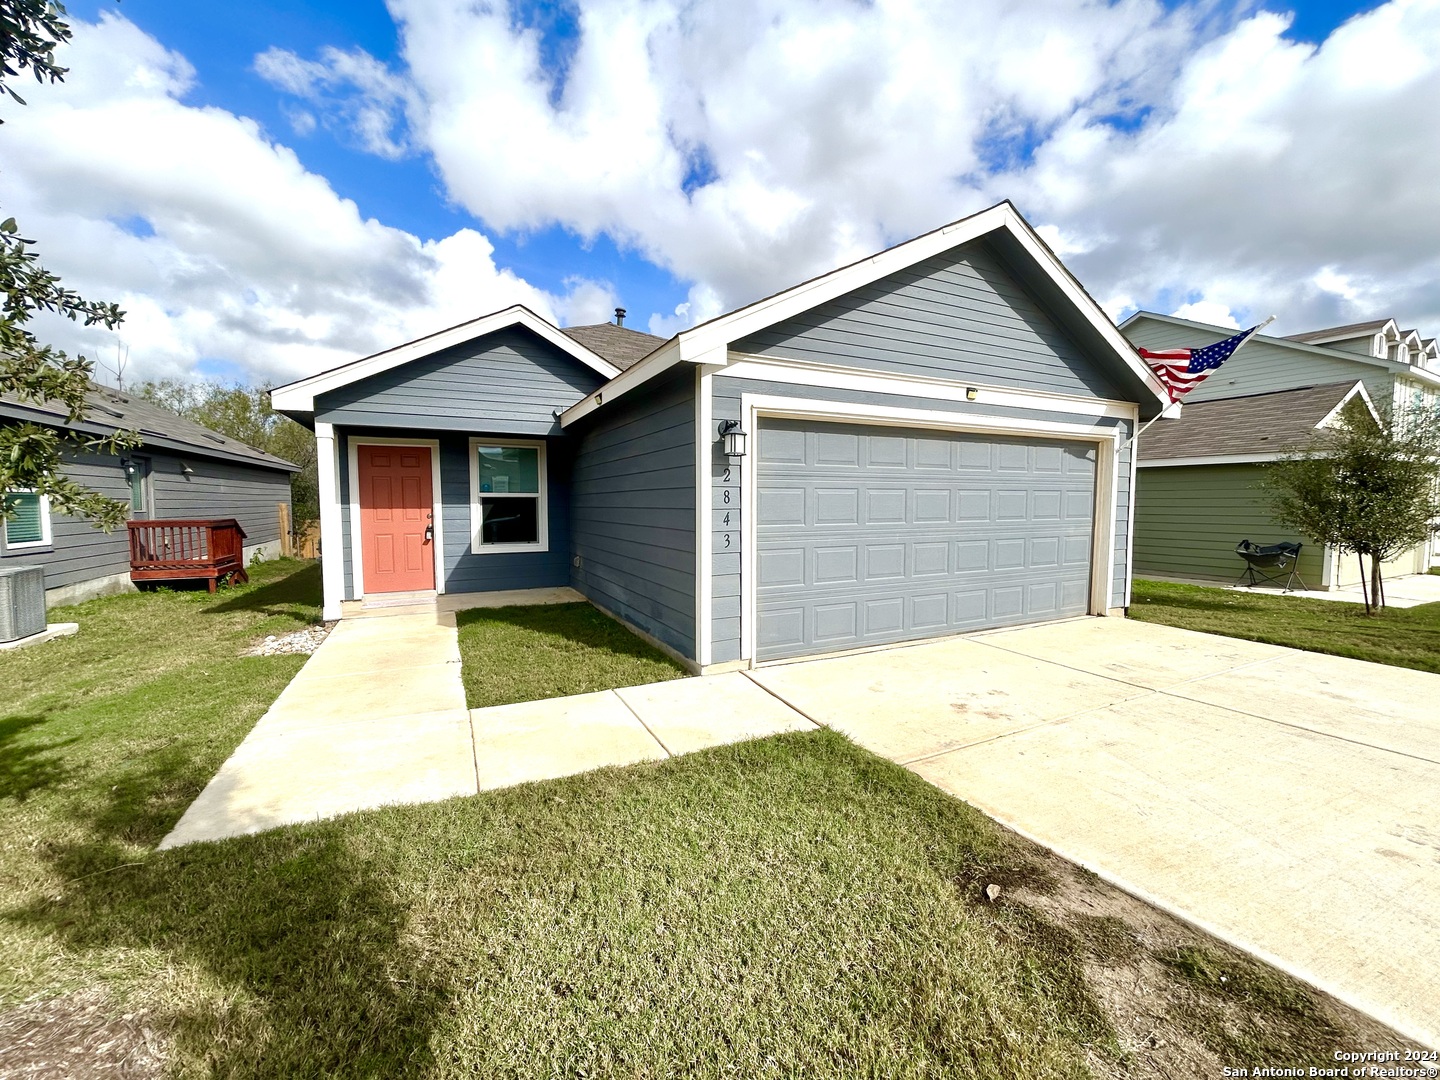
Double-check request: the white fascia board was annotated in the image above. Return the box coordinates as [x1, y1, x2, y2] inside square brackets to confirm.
[559, 340, 684, 427]
[270, 304, 620, 413]
[567, 202, 1169, 423]
[1138, 453, 1285, 468]
[680, 205, 1168, 407]
[1315, 380, 1378, 429]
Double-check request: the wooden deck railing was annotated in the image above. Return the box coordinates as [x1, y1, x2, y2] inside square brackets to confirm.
[127, 518, 249, 592]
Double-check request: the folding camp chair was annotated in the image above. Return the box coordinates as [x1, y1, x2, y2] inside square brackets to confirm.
[1234, 540, 1308, 593]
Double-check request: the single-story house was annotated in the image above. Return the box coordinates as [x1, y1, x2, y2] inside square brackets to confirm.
[272, 202, 1172, 671]
[1, 385, 300, 606]
[1123, 311, 1440, 578]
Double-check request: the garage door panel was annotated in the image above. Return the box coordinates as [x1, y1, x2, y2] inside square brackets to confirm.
[756, 418, 1096, 660]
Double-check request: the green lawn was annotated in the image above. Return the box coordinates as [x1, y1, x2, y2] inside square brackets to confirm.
[0, 563, 1398, 1075]
[1131, 578, 1440, 673]
[455, 601, 688, 709]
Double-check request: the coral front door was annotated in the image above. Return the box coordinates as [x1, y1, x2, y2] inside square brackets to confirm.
[358, 444, 435, 594]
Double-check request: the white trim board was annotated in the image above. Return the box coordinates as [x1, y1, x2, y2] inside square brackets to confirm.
[562, 201, 1171, 427]
[735, 393, 1124, 665]
[346, 437, 446, 602]
[1138, 453, 1285, 468]
[695, 366, 714, 667]
[1314, 380, 1378, 429]
[716, 355, 1140, 419]
[272, 305, 620, 413]
[467, 437, 550, 554]
[315, 422, 345, 620]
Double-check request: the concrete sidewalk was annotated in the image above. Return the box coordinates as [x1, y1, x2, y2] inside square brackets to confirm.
[160, 602, 815, 849]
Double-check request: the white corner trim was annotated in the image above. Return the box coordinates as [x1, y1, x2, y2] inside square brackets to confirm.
[735, 393, 1124, 665]
[1315, 380, 1379, 429]
[0, 490, 52, 552]
[717, 354, 1141, 420]
[467, 437, 549, 555]
[271, 305, 620, 413]
[695, 367, 714, 667]
[315, 423, 344, 620]
[1138, 452, 1286, 468]
[346, 437, 446, 601]
[1124, 422, 1138, 607]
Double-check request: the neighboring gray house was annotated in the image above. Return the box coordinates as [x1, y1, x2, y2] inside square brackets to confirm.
[273, 202, 1171, 671]
[1, 386, 299, 606]
[1122, 312, 1440, 582]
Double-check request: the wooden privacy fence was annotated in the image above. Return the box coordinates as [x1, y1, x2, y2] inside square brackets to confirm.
[128, 519, 249, 592]
[277, 502, 320, 559]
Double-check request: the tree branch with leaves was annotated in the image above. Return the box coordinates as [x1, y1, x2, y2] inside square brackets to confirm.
[2, 0, 136, 530]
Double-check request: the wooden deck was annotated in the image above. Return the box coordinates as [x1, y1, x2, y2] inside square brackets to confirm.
[128, 519, 249, 592]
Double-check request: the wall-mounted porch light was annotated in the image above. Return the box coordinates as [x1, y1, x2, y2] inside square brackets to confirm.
[718, 419, 748, 458]
[180, 461, 195, 476]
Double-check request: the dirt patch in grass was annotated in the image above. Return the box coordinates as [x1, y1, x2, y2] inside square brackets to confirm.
[0, 990, 166, 1078]
[982, 839, 1420, 1077]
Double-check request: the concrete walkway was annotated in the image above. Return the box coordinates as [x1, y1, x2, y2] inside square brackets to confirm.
[160, 593, 816, 850]
[162, 606, 1440, 1047]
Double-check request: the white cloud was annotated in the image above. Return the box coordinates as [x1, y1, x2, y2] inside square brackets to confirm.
[302, 0, 1431, 338]
[1, 13, 607, 387]
[380, 0, 1198, 324]
[1170, 301, 1240, 329]
[254, 44, 413, 158]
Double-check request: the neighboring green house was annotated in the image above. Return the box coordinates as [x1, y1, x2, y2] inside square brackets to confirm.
[1122, 313, 1440, 588]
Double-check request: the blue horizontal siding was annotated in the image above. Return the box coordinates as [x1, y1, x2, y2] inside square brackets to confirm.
[569, 366, 696, 659]
[735, 239, 1125, 400]
[315, 327, 604, 435]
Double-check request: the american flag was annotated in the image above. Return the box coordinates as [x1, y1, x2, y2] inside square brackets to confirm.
[1137, 326, 1261, 402]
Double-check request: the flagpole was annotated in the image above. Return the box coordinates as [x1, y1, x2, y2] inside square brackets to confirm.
[1124, 315, 1276, 449]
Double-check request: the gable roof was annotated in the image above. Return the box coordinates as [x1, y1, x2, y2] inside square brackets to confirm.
[269, 304, 621, 416]
[561, 323, 665, 370]
[562, 201, 1173, 426]
[1283, 319, 1393, 345]
[0, 385, 300, 472]
[1136, 381, 1374, 465]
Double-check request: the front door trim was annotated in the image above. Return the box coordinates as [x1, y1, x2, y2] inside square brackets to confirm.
[738, 394, 1123, 665]
[347, 437, 445, 600]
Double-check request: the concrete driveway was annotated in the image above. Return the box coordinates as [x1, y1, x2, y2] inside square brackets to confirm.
[750, 617, 1440, 1049]
[162, 602, 1439, 1048]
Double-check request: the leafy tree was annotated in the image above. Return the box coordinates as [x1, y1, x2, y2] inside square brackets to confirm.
[1261, 401, 1440, 614]
[2, 0, 134, 529]
[132, 380, 319, 525]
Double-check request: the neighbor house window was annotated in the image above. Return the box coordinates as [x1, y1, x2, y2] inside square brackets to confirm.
[469, 440, 547, 552]
[2, 490, 52, 553]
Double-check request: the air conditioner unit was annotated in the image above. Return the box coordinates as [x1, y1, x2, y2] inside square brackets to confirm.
[0, 564, 47, 643]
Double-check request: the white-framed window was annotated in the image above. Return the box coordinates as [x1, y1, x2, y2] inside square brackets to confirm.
[468, 439, 548, 553]
[1, 489, 53, 553]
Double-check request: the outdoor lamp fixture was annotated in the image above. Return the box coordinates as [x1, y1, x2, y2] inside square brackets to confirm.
[121, 458, 137, 479]
[180, 461, 195, 476]
[718, 419, 748, 458]
[965, 386, 979, 401]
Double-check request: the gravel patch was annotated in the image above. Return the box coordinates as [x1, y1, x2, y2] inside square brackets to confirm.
[247, 624, 331, 656]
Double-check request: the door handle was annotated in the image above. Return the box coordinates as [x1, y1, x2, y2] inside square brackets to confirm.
[424, 524, 434, 543]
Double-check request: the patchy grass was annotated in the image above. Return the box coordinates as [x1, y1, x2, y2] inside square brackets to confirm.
[455, 602, 688, 709]
[0, 562, 1414, 1076]
[1130, 578, 1440, 673]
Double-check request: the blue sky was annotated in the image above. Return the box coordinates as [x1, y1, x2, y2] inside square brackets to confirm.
[9, 0, 1434, 385]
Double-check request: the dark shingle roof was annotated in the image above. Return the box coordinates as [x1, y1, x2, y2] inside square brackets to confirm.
[561, 323, 666, 371]
[1283, 320, 1389, 344]
[0, 385, 299, 471]
[1137, 382, 1363, 463]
